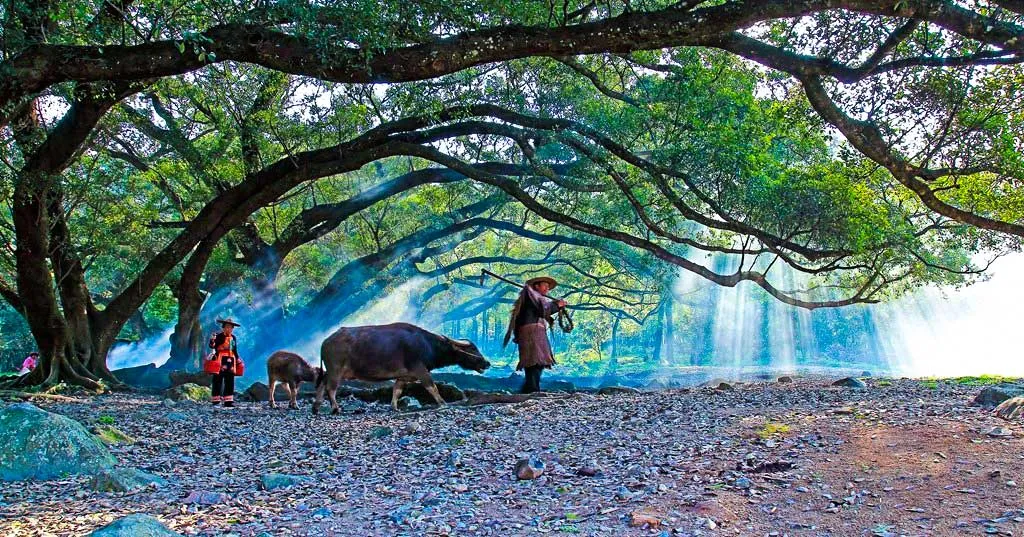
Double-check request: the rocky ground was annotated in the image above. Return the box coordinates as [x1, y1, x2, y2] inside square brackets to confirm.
[2, 377, 1023, 537]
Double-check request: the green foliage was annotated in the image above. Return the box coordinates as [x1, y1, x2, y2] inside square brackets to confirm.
[756, 422, 791, 439]
[3, 0, 1023, 382]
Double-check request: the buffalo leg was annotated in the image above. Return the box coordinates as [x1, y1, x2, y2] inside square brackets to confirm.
[425, 383, 446, 405]
[288, 381, 299, 409]
[313, 378, 326, 415]
[391, 380, 407, 411]
[268, 378, 278, 409]
[327, 378, 341, 415]
[424, 382, 446, 407]
[280, 383, 293, 409]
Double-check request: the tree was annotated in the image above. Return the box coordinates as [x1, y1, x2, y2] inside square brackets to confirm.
[3, 1, 1024, 386]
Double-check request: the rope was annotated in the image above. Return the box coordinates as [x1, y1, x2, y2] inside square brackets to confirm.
[556, 308, 574, 333]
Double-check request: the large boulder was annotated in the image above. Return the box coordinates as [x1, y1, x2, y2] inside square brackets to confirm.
[167, 370, 210, 388]
[162, 383, 211, 402]
[973, 384, 1024, 408]
[404, 382, 466, 404]
[241, 382, 270, 402]
[111, 364, 170, 390]
[0, 403, 116, 481]
[89, 514, 181, 537]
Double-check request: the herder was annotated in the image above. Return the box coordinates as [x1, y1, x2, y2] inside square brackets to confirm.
[504, 276, 568, 393]
[206, 318, 244, 407]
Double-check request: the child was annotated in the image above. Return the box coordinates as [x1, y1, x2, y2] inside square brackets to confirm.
[18, 352, 38, 376]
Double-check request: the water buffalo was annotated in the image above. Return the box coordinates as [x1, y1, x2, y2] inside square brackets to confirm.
[266, 351, 323, 409]
[313, 323, 490, 415]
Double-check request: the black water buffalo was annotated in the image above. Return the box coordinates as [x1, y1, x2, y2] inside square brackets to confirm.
[266, 350, 323, 409]
[313, 323, 490, 415]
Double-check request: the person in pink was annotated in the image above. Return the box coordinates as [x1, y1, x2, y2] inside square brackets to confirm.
[18, 352, 38, 376]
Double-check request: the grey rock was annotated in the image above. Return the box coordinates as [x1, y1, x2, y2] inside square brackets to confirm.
[0, 403, 116, 481]
[368, 426, 393, 439]
[260, 472, 312, 490]
[831, 377, 867, 389]
[399, 396, 421, 410]
[597, 386, 641, 395]
[577, 462, 603, 477]
[515, 457, 545, 480]
[973, 384, 1024, 408]
[777, 376, 794, 384]
[162, 383, 211, 402]
[182, 490, 229, 505]
[89, 514, 181, 536]
[90, 467, 167, 492]
[240, 382, 269, 402]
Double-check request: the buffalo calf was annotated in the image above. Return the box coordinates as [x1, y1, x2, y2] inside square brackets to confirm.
[266, 351, 323, 409]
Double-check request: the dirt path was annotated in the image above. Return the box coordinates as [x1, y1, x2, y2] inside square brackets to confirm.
[1, 378, 1021, 536]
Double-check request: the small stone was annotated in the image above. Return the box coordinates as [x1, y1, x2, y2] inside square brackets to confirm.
[515, 457, 545, 480]
[447, 451, 462, 468]
[734, 477, 753, 489]
[260, 473, 312, 490]
[777, 376, 793, 384]
[368, 426, 393, 439]
[93, 424, 136, 445]
[832, 377, 867, 389]
[182, 490, 229, 505]
[598, 386, 641, 395]
[1007, 480, 1018, 488]
[399, 396, 421, 410]
[987, 426, 1013, 438]
[165, 412, 188, 422]
[90, 467, 166, 492]
[161, 399, 176, 408]
[834, 407, 856, 415]
[630, 511, 661, 528]
[577, 461, 603, 477]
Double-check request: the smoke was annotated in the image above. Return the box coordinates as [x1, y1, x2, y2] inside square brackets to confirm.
[107, 274, 437, 379]
[663, 252, 1024, 379]
[289, 276, 432, 362]
[873, 253, 1024, 377]
[107, 329, 173, 370]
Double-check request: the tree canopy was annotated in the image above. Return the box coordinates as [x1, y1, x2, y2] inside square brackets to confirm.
[1, 0, 1023, 387]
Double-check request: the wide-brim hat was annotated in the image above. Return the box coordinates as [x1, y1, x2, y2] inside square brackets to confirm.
[216, 318, 242, 327]
[526, 276, 558, 289]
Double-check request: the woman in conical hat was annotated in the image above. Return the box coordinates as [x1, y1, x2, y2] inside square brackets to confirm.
[503, 276, 567, 393]
[206, 317, 243, 407]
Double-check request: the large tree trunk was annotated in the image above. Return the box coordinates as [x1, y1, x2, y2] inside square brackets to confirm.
[165, 237, 219, 372]
[11, 178, 103, 389]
